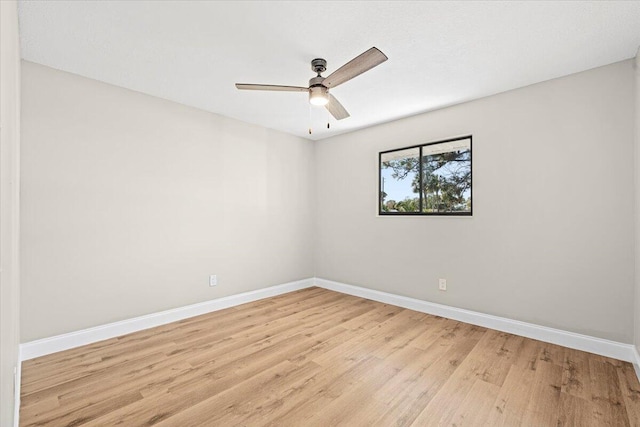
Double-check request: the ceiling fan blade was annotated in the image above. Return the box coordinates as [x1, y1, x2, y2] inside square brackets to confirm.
[322, 47, 388, 89]
[326, 94, 350, 120]
[235, 83, 309, 92]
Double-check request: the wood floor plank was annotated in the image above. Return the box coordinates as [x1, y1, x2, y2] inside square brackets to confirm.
[410, 338, 497, 426]
[311, 309, 428, 367]
[20, 287, 640, 426]
[561, 347, 592, 401]
[190, 361, 325, 426]
[617, 362, 640, 426]
[484, 364, 536, 426]
[21, 301, 285, 389]
[513, 337, 544, 371]
[244, 351, 392, 426]
[520, 360, 563, 426]
[368, 330, 482, 426]
[262, 356, 387, 426]
[153, 360, 322, 427]
[447, 379, 501, 427]
[557, 392, 605, 427]
[303, 359, 401, 427]
[79, 334, 313, 426]
[20, 351, 170, 420]
[23, 295, 354, 410]
[464, 329, 525, 386]
[21, 390, 144, 427]
[588, 358, 631, 426]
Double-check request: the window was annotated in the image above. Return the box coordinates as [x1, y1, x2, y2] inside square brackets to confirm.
[379, 136, 472, 216]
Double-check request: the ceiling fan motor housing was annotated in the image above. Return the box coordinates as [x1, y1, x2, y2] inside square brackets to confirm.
[311, 58, 327, 74]
[308, 76, 325, 87]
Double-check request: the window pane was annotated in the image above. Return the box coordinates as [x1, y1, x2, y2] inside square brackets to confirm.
[421, 138, 471, 213]
[380, 147, 420, 213]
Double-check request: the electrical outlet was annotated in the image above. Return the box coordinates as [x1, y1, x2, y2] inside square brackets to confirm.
[209, 275, 217, 287]
[438, 278, 447, 291]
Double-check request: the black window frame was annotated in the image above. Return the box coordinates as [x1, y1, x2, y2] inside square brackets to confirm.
[378, 135, 473, 216]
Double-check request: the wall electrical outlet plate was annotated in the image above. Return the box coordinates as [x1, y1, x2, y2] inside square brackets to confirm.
[209, 275, 217, 287]
[438, 278, 447, 291]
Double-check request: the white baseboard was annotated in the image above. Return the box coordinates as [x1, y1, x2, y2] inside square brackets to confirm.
[632, 346, 640, 383]
[20, 275, 640, 387]
[314, 278, 637, 364]
[20, 278, 315, 361]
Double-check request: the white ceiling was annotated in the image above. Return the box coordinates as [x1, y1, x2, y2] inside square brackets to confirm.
[17, 1, 640, 141]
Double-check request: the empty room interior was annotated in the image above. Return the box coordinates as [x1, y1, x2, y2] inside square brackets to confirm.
[3, 1, 640, 426]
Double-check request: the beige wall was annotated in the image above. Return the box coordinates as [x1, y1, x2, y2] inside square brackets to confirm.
[635, 48, 640, 354]
[20, 56, 638, 347]
[1, 1, 21, 425]
[20, 61, 315, 342]
[315, 60, 635, 343]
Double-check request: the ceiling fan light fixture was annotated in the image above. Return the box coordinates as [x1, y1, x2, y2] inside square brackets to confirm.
[235, 47, 387, 121]
[309, 86, 329, 106]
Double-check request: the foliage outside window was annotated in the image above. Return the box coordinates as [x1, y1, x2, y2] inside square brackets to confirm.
[379, 136, 472, 215]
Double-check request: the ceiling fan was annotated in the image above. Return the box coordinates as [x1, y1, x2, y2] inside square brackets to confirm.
[235, 47, 388, 121]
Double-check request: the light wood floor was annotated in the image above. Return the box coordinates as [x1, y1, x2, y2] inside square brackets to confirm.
[20, 287, 640, 426]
